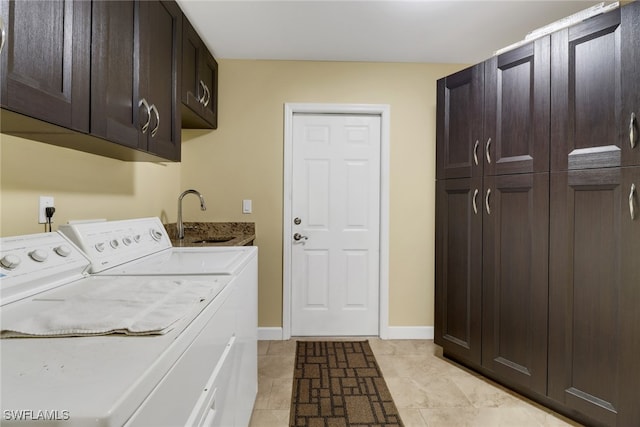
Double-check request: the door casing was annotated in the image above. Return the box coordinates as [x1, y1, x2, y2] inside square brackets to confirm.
[283, 103, 391, 339]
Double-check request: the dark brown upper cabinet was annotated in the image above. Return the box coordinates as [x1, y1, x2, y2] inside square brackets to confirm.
[0, 0, 90, 132]
[437, 37, 550, 180]
[551, 5, 640, 171]
[436, 64, 484, 180]
[622, 1, 640, 167]
[91, 0, 182, 162]
[484, 38, 550, 176]
[181, 16, 218, 129]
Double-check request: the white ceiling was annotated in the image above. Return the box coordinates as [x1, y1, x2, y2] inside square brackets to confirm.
[176, 0, 607, 64]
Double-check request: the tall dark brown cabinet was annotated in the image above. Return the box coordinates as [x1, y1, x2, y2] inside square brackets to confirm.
[436, 35, 551, 395]
[547, 3, 640, 426]
[436, 3, 639, 426]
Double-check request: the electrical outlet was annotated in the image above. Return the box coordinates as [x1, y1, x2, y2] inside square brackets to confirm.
[38, 196, 55, 224]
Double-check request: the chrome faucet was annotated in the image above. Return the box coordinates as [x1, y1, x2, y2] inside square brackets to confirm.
[177, 189, 207, 239]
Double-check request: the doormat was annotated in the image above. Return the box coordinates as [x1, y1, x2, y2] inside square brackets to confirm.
[290, 341, 404, 427]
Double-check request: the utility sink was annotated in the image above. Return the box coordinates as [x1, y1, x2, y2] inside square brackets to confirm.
[192, 237, 235, 244]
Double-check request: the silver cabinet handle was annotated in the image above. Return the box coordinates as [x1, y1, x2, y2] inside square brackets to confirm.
[203, 85, 211, 107]
[138, 98, 151, 134]
[631, 112, 638, 149]
[150, 104, 159, 138]
[473, 140, 479, 166]
[0, 16, 6, 55]
[630, 183, 637, 221]
[293, 233, 308, 241]
[485, 188, 491, 215]
[472, 189, 479, 214]
[485, 138, 492, 164]
[198, 80, 206, 104]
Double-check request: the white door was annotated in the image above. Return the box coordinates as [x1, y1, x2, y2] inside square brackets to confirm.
[291, 113, 381, 336]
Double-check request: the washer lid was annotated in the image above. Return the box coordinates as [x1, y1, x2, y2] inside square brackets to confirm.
[1, 274, 231, 427]
[98, 246, 257, 276]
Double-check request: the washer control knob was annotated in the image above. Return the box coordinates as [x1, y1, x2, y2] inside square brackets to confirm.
[110, 239, 119, 249]
[29, 249, 49, 262]
[95, 242, 106, 252]
[149, 228, 163, 241]
[123, 237, 132, 246]
[1, 254, 21, 269]
[54, 245, 72, 257]
[133, 234, 142, 243]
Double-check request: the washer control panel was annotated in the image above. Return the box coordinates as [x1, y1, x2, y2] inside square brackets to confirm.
[0, 232, 89, 305]
[58, 217, 172, 273]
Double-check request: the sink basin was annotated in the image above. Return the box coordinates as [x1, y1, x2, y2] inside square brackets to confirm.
[191, 237, 235, 244]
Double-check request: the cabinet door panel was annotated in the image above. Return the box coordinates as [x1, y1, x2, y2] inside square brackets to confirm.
[91, 0, 138, 149]
[485, 38, 550, 175]
[0, 0, 90, 132]
[181, 17, 201, 108]
[551, 10, 622, 171]
[181, 17, 218, 129]
[549, 168, 629, 426]
[139, 0, 181, 161]
[482, 173, 548, 394]
[436, 64, 484, 179]
[622, 1, 640, 167]
[618, 166, 640, 426]
[435, 177, 482, 365]
[200, 50, 218, 128]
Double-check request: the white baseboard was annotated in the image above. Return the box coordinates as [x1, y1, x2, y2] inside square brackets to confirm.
[384, 326, 434, 340]
[258, 326, 433, 341]
[258, 327, 283, 340]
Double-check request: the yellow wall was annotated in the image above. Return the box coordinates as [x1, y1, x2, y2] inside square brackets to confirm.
[180, 60, 465, 328]
[0, 135, 181, 236]
[1, 59, 466, 331]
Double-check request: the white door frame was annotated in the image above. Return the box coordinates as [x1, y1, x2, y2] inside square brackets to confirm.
[283, 103, 390, 339]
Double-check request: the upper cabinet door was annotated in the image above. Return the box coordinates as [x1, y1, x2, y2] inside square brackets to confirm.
[90, 0, 138, 149]
[91, 0, 181, 161]
[484, 37, 550, 175]
[0, 0, 90, 132]
[550, 10, 623, 171]
[436, 63, 484, 179]
[181, 17, 218, 129]
[622, 1, 640, 167]
[138, 0, 182, 161]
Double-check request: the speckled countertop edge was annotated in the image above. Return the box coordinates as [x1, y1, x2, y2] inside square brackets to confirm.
[164, 222, 255, 247]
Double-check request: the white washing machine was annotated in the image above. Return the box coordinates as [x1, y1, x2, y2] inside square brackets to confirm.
[58, 217, 255, 277]
[58, 217, 258, 427]
[0, 219, 258, 427]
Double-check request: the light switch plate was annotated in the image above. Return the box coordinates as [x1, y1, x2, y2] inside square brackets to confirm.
[242, 199, 252, 214]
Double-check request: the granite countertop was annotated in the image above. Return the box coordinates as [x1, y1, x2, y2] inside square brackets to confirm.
[164, 222, 255, 247]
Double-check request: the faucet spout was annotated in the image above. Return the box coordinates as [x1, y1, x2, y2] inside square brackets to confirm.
[177, 189, 207, 239]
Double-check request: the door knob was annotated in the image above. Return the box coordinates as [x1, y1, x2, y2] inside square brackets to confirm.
[293, 233, 308, 241]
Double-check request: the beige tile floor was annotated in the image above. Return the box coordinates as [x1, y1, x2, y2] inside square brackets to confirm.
[249, 338, 584, 427]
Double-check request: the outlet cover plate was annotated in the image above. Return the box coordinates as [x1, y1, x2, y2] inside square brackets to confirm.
[39, 196, 55, 224]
